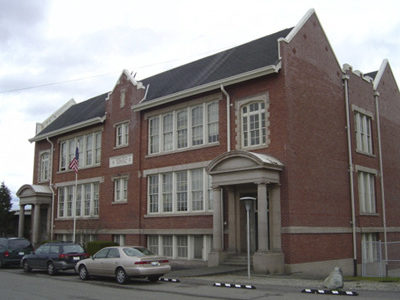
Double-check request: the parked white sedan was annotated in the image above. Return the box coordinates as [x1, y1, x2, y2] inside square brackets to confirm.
[75, 246, 171, 284]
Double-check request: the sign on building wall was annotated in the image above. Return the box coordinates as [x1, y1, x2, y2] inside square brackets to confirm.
[109, 154, 133, 168]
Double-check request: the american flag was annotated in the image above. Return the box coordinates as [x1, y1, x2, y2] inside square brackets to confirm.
[69, 146, 79, 173]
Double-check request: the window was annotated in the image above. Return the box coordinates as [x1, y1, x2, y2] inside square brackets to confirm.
[148, 101, 219, 154]
[113, 234, 125, 246]
[177, 236, 188, 258]
[39, 152, 50, 182]
[191, 169, 203, 211]
[162, 173, 173, 212]
[148, 175, 159, 213]
[358, 171, 376, 214]
[162, 235, 173, 257]
[163, 114, 173, 151]
[147, 168, 213, 214]
[207, 102, 219, 143]
[58, 181, 99, 219]
[361, 233, 378, 263]
[192, 106, 203, 145]
[59, 131, 102, 171]
[114, 177, 128, 202]
[355, 111, 373, 154]
[116, 122, 129, 147]
[148, 236, 159, 254]
[177, 110, 188, 148]
[149, 117, 160, 154]
[241, 102, 266, 147]
[176, 171, 188, 212]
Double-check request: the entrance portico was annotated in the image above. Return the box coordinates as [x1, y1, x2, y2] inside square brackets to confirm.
[207, 150, 285, 274]
[17, 185, 52, 247]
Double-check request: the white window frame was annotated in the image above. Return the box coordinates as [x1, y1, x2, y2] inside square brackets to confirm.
[39, 151, 50, 182]
[148, 101, 219, 155]
[113, 176, 128, 203]
[354, 110, 373, 155]
[357, 167, 377, 214]
[59, 131, 102, 171]
[147, 168, 213, 215]
[241, 101, 266, 148]
[115, 121, 129, 148]
[361, 233, 378, 263]
[57, 181, 100, 219]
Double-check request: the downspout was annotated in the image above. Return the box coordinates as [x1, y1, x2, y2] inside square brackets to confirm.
[220, 84, 231, 152]
[374, 91, 388, 272]
[343, 74, 357, 276]
[46, 137, 55, 240]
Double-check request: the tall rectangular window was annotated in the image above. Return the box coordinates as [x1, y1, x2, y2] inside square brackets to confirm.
[84, 184, 91, 216]
[116, 122, 129, 147]
[60, 142, 67, 171]
[361, 233, 378, 263]
[58, 187, 65, 217]
[67, 186, 73, 217]
[149, 117, 160, 154]
[148, 175, 159, 213]
[176, 171, 188, 211]
[355, 112, 373, 154]
[95, 132, 101, 164]
[148, 236, 159, 254]
[242, 102, 266, 147]
[162, 173, 173, 212]
[76, 185, 82, 217]
[191, 169, 203, 211]
[86, 135, 93, 166]
[207, 102, 219, 143]
[177, 110, 188, 148]
[177, 236, 188, 258]
[358, 171, 376, 214]
[192, 106, 203, 145]
[114, 177, 128, 202]
[39, 152, 50, 182]
[163, 114, 173, 151]
[162, 235, 173, 257]
[93, 183, 99, 216]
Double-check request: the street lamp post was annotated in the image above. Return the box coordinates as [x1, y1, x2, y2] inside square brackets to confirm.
[240, 196, 256, 279]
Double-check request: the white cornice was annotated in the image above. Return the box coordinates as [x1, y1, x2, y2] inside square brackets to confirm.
[29, 116, 106, 143]
[132, 63, 281, 112]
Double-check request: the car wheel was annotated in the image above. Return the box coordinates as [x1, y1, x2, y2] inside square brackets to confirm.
[79, 265, 89, 280]
[47, 262, 57, 275]
[115, 267, 128, 284]
[148, 275, 160, 282]
[23, 260, 31, 272]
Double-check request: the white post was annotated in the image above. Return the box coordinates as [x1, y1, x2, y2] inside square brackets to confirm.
[73, 172, 77, 243]
[240, 196, 256, 279]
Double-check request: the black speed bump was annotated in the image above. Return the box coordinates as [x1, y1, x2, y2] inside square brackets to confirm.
[301, 288, 358, 296]
[213, 282, 256, 289]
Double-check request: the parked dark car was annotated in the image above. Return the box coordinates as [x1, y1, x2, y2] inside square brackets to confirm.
[21, 241, 88, 275]
[0, 237, 33, 268]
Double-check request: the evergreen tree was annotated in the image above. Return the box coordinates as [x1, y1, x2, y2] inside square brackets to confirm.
[0, 182, 13, 237]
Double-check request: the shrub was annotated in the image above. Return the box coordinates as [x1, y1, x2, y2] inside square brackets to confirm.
[85, 240, 119, 256]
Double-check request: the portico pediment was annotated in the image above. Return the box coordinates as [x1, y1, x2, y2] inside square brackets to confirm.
[207, 150, 283, 186]
[17, 184, 52, 206]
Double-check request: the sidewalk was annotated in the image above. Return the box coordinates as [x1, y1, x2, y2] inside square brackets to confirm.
[167, 265, 400, 292]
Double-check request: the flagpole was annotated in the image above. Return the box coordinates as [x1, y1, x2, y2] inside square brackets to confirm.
[73, 171, 77, 243]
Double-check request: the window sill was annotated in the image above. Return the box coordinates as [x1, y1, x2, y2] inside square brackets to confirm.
[114, 144, 129, 150]
[55, 216, 99, 221]
[359, 213, 379, 217]
[146, 142, 219, 158]
[57, 164, 101, 174]
[112, 201, 128, 205]
[355, 150, 375, 158]
[145, 211, 213, 218]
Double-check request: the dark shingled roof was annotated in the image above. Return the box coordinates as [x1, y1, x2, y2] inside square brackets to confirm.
[365, 71, 378, 79]
[141, 28, 292, 101]
[34, 28, 292, 138]
[37, 92, 108, 136]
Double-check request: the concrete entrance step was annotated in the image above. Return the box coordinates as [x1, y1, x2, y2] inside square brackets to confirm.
[223, 255, 253, 266]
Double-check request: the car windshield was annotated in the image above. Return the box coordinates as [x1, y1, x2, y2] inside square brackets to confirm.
[123, 247, 154, 257]
[9, 239, 31, 250]
[62, 244, 84, 254]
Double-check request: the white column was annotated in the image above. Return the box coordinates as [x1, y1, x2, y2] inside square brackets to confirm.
[257, 182, 269, 252]
[18, 205, 25, 237]
[270, 184, 282, 251]
[212, 186, 223, 251]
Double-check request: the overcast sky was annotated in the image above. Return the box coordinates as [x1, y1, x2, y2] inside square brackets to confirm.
[1, 0, 399, 209]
